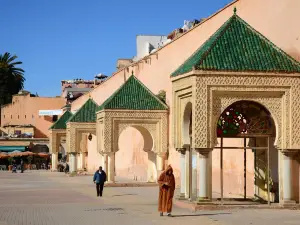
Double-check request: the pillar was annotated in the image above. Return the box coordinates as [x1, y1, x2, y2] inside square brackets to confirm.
[79, 152, 85, 170]
[69, 152, 77, 173]
[51, 153, 58, 172]
[147, 151, 156, 182]
[107, 152, 115, 182]
[101, 153, 108, 172]
[281, 150, 296, 204]
[156, 153, 165, 179]
[176, 148, 186, 199]
[195, 148, 212, 201]
[185, 149, 190, 199]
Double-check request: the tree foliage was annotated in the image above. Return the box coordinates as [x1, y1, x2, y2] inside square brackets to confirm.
[0, 52, 25, 105]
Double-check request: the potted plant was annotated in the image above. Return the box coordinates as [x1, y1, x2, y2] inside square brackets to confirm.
[27, 155, 33, 170]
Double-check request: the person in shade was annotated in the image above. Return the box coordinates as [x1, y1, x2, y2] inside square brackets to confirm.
[93, 166, 107, 197]
[158, 165, 176, 217]
[20, 159, 24, 173]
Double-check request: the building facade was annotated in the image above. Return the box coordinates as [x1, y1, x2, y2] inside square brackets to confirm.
[1, 90, 65, 138]
[50, 0, 300, 205]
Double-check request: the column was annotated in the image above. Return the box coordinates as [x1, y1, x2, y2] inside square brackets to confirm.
[69, 152, 77, 173]
[107, 152, 115, 182]
[176, 148, 186, 199]
[147, 151, 156, 182]
[101, 153, 108, 172]
[282, 150, 296, 204]
[79, 152, 85, 170]
[156, 153, 165, 179]
[51, 153, 58, 172]
[185, 149, 190, 198]
[195, 148, 212, 201]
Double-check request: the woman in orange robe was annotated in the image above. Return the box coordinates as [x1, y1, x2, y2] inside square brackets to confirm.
[158, 165, 175, 217]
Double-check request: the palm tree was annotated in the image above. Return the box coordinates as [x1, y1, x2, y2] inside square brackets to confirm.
[0, 52, 25, 105]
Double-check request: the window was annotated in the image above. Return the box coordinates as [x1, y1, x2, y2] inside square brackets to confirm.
[52, 115, 58, 122]
[11, 115, 12, 119]
[3, 115, 5, 118]
[32, 115, 34, 119]
[25, 115, 26, 119]
[18, 115, 19, 119]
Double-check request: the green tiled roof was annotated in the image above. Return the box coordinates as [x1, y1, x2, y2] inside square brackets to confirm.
[171, 12, 300, 77]
[49, 110, 73, 130]
[97, 75, 168, 111]
[68, 98, 98, 123]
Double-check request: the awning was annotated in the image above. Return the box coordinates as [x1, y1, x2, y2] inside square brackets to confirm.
[0, 141, 31, 146]
[0, 146, 26, 152]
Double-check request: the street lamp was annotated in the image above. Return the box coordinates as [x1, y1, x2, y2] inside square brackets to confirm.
[88, 133, 92, 141]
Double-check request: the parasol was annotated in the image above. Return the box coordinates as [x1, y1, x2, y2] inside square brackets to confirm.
[0, 152, 9, 159]
[37, 152, 50, 158]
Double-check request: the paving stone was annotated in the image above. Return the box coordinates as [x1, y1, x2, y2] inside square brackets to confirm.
[1, 171, 300, 225]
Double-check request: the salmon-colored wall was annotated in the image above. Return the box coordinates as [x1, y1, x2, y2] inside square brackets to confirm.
[87, 134, 102, 173]
[1, 94, 65, 138]
[71, 0, 300, 190]
[115, 127, 148, 181]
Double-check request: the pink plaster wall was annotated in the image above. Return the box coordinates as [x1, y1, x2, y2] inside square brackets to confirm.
[212, 138, 255, 198]
[87, 134, 102, 173]
[71, 0, 300, 192]
[115, 127, 148, 181]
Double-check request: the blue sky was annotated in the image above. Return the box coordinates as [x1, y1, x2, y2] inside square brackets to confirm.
[0, 0, 232, 97]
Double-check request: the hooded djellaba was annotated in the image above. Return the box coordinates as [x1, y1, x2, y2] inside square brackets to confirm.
[157, 165, 175, 217]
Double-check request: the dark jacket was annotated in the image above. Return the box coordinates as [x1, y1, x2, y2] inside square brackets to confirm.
[93, 170, 107, 184]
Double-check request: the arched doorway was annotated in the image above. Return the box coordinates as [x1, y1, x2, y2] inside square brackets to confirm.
[116, 125, 156, 182]
[214, 100, 278, 204]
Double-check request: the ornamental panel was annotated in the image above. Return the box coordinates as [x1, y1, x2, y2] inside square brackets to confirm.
[193, 74, 298, 149]
[49, 129, 66, 154]
[66, 122, 96, 153]
[97, 110, 168, 155]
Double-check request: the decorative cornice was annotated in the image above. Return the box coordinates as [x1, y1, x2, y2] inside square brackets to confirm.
[192, 148, 213, 155]
[280, 149, 300, 157]
[176, 148, 186, 154]
[157, 152, 167, 158]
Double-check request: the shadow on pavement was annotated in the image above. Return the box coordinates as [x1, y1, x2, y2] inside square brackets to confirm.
[171, 212, 231, 217]
[111, 194, 138, 197]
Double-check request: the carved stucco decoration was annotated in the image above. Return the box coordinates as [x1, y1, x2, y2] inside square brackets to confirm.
[66, 122, 96, 153]
[49, 129, 67, 154]
[96, 110, 168, 155]
[172, 71, 300, 150]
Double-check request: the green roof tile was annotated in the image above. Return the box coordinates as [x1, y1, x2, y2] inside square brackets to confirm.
[68, 98, 98, 123]
[49, 110, 73, 130]
[171, 12, 300, 77]
[97, 75, 168, 111]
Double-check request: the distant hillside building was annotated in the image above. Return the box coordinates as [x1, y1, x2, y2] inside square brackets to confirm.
[61, 75, 107, 104]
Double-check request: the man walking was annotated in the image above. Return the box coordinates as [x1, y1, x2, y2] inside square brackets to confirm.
[158, 165, 175, 217]
[93, 166, 107, 197]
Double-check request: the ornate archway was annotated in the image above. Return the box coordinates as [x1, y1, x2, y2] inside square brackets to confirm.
[66, 98, 98, 173]
[96, 75, 169, 182]
[49, 110, 73, 171]
[97, 110, 168, 182]
[216, 100, 278, 204]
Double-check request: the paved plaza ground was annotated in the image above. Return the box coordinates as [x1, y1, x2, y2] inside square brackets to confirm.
[1, 171, 300, 225]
